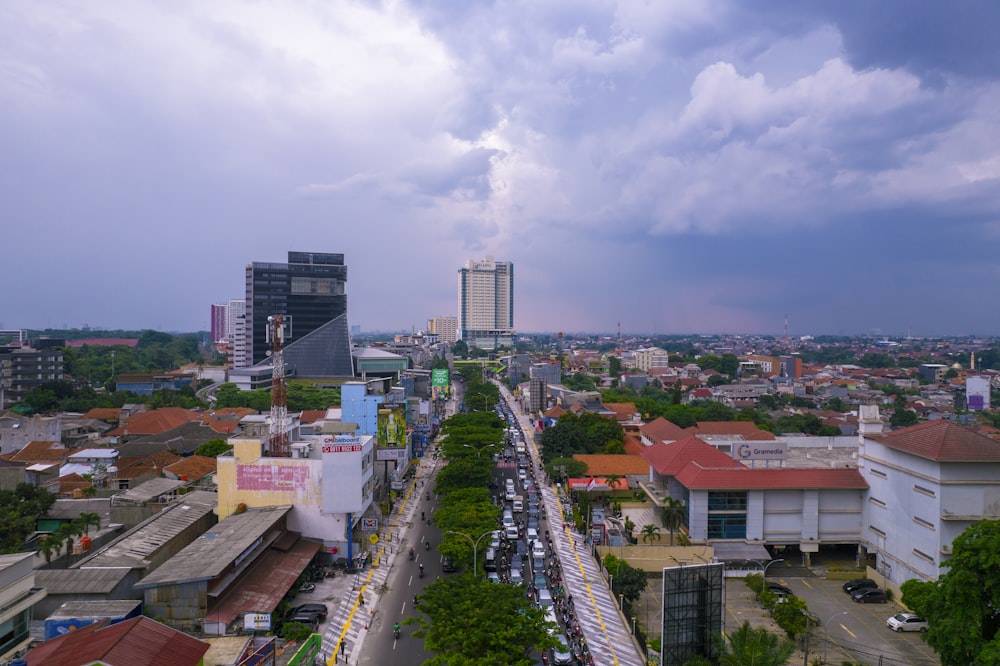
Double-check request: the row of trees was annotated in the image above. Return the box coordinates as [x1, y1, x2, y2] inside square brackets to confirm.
[538, 411, 625, 462]
[38, 512, 102, 564]
[414, 409, 557, 664]
[0, 484, 58, 553]
[212, 382, 341, 411]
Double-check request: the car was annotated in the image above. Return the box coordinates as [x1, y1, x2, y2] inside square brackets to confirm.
[526, 527, 539, 542]
[527, 517, 539, 531]
[532, 555, 545, 574]
[887, 612, 927, 632]
[552, 633, 573, 665]
[442, 556, 457, 573]
[843, 578, 878, 594]
[533, 573, 547, 589]
[532, 541, 545, 559]
[537, 588, 554, 608]
[289, 603, 328, 621]
[287, 610, 321, 628]
[515, 540, 528, 557]
[511, 554, 524, 572]
[765, 582, 793, 596]
[852, 588, 887, 604]
[509, 569, 523, 585]
[487, 571, 501, 584]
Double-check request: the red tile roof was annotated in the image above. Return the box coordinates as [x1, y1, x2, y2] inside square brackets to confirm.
[299, 410, 327, 424]
[572, 454, 650, 476]
[24, 616, 209, 666]
[83, 407, 122, 422]
[544, 405, 568, 419]
[675, 463, 869, 490]
[640, 436, 742, 476]
[623, 434, 644, 456]
[603, 403, 638, 421]
[639, 417, 687, 443]
[685, 421, 776, 441]
[107, 408, 202, 437]
[874, 420, 1000, 462]
[4, 440, 69, 463]
[164, 455, 218, 481]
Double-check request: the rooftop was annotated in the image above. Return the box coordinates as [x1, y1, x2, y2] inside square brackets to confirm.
[135, 505, 292, 588]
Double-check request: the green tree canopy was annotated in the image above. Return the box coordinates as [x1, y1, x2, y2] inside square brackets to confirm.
[908, 519, 1000, 664]
[539, 412, 624, 463]
[195, 439, 233, 457]
[0, 484, 56, 553]
[714, 621, 796, 666]
[411, 575, 557, 665]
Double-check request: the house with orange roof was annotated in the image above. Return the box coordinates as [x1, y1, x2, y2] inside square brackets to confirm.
[637, 417, 687, 447]
[602, 403, 641, 427]
[106, 408, 203, 441]
[571, 454, 649, 482]
[2, 440, 71, 465]
[163, 455, 218, 483]
[83, 407, 122, 424]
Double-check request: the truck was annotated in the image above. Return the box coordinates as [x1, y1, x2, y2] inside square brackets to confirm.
[512, 495, 524, 513]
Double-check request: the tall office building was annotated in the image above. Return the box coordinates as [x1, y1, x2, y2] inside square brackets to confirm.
[243, 252, 353, 377]
[227, 299, 247, 369]
[458, 257, 514, 350]
[210, 304, 228, 343]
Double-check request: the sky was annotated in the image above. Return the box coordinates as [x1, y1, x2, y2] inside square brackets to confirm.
[2, 1, 1000, 338]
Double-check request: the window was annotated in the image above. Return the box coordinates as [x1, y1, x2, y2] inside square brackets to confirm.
[870, 526, 886, 538]
[870, 469, 887, 479]
[708, 514, 746, 539]
[914, 485, 936, 497]
[913, 516, 935, 530]
[913, 549, 935, 563]
[708, 491, 747, 512]
[869, 497, 887, 508]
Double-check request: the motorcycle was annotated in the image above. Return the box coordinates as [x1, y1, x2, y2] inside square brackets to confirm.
[425, 541, 430, 551]
[418, 564, 424, 578]
[425, 492, 430, 501]
[408, 547, 415, 560]
[298, 582, 316, 594]
[393, 623, 400, 639]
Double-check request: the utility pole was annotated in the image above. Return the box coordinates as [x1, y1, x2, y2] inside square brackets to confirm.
[802, 614, 811, 666]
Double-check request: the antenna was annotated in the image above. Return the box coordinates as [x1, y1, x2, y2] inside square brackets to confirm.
[268, 315, 290, 457]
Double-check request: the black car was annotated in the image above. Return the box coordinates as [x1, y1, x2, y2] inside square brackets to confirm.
[442, 556, 457, 572]
[842, 578, 878, 594]
[765, 582, 793, 596]
[852, 588, 887, 604]
[290, 603, 328, 621]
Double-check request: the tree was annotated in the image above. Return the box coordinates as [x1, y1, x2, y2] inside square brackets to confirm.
[603, 554, 648, 602]
[195, 439, 233, 457]
[0, 484, 56, 553]
[604, 474, 623, 491]
[640, 524, 660, 544]
[544, 457, 587, 481]
[660, 497, 686, 546]
[38, 535, 58, 564]
[914, 519, 1000, 664]
[78, 512, 101, 536]
[715, 621, 796, 666]
[411, 574, 556, 665]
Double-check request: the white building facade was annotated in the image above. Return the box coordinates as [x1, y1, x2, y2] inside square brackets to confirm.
[458, 257, 514, 350]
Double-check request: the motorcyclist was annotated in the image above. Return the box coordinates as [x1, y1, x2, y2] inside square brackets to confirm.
[408, 547, 414, 560]
[425, 541, 430, 550]
[393, 622, 400, 638]
[419, 563, 424, 577]
[421, 510, 425, 520]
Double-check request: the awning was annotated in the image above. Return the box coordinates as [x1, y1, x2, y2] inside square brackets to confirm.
[711, 542, 772, 562]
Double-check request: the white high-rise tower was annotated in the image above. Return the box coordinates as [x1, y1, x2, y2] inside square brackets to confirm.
[458, 257, 514, 350]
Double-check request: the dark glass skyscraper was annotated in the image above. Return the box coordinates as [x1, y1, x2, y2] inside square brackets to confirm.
[244, 252, 353, 376]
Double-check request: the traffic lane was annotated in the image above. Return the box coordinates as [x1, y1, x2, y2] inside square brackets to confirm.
[788, 577, 938, 666]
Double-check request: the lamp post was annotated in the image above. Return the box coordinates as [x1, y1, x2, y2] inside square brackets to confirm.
[446, 529, 493, 576]
[752, 558, 785, 595]
[823, 611, 849, 664]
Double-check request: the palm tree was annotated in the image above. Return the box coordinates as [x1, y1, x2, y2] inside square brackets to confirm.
[640, 524, 660, 544]
[715, 620, 796, 666]
[604, 474, 622, 491]
[78, 512, 102, 536]
[38, 535, 58, 565]
[54, 523, 77, 559]
[659, 496, 686, 546]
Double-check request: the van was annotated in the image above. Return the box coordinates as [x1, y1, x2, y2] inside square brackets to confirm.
[484, 548, 497, 571]
[512, 495, 524, 513]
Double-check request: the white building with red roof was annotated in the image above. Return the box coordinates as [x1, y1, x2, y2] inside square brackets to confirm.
[860, 419, 1000, 585]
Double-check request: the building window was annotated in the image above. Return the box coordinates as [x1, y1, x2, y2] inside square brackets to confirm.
[870, 468, 887, 479]
[914, 516, 935, 530]
[914, 485, 936, 497]
[708, 491, 747, 512]
[708, 514, 746, 539]
[913, 549, 935, 564]
[869, 497, 887, 509]
[870, 526, 886, 538]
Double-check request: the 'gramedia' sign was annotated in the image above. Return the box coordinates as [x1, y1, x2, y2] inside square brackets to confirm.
[736, 442, 788, 460]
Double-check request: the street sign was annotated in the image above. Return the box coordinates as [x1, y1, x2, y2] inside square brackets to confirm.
[362, 518, 378, 531]
[369, 533, 380, 545]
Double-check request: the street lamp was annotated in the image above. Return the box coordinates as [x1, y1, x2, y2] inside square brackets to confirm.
[752, 558, 785, 595]
[446, 529, 493, 575]
[823, 611, 849, 664]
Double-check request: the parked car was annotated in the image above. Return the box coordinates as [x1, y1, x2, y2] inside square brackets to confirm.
[852, 588, 887, 604]
[765, 582, 793, 596]
[287, 610, 321, 628]
[886, 612, 928, 632]
[289, 603, 328, 621]
[441, 556, 457, 573]
[843, 578, 878, 594]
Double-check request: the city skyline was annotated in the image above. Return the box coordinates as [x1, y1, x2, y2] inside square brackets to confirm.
[2, 2, 999, 337]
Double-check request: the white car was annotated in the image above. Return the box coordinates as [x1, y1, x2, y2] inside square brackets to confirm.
[886, 612, 928, 632]
[532, 541, 545, 559]
[526, 527, 539, 543]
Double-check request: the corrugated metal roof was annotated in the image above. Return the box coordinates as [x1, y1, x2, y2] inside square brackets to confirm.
[112, 477, 185, 504]
[135, 505, 291, 588]
[48, 599, 143, 619]
[35, 567, 131, 594]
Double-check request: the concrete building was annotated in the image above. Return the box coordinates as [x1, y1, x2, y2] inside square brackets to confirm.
[428, 316, 458, 346]
[0, 345, 63, 410]
[632, 347, 670, 373]
[0, 552, 46, 661]
[859, 420, 1000, 585]
[227, 299, 247, 369]
[458, 256, 514, 350]
[966, 375, 991, 411]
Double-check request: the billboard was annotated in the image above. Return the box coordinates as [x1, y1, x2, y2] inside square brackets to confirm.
[432, 368, 450, 400]
[377, 407, 407, 448]
[321, 434, 373, 514]
[661, 562, 725, 666]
